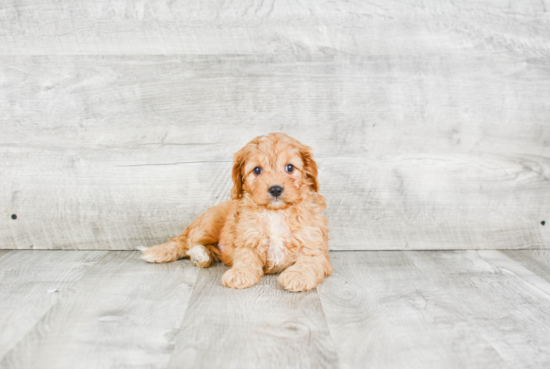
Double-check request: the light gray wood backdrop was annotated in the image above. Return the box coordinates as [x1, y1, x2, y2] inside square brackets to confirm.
[0, 0, 549, 250]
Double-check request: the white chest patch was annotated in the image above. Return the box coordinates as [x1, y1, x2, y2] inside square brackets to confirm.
[261, 210, 293, 268]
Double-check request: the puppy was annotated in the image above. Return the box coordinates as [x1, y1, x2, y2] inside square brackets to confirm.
[141, 132, 332, 292]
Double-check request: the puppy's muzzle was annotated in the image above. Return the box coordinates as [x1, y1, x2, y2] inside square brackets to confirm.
[268, 185, 284, 198]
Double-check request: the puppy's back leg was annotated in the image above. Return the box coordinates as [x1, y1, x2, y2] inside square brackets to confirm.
[186, 244, 215, 268]
[139, 238, 187, 264]
[140, 200, 233, 266]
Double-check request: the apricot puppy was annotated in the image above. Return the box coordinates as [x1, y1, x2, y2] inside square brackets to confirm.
[141, 132, 332, 292]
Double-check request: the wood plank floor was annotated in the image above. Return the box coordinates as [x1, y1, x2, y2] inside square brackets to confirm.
[1, 250, 550, 369]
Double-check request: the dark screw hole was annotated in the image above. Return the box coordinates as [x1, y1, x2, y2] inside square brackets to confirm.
[11, 214, 17, 220]
[542, 220, 546, 226]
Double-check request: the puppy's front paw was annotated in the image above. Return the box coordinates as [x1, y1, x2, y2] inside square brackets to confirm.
[222, 268, 260, 289]
[278, 269, 320, 292]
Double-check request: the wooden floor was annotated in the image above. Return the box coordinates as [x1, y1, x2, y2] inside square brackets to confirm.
[1, 250, 549, 369]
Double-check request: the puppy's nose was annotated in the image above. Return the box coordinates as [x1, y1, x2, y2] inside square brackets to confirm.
[268, 186, 284, 198]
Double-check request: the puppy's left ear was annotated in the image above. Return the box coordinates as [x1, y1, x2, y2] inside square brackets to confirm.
[231, 148, 246, 199]
[300, 144, 320, 192]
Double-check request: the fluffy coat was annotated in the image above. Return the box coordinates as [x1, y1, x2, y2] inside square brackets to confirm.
[141, 133, 332, 292]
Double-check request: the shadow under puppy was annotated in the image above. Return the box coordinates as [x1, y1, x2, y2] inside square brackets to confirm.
[141, 132, 332, 292]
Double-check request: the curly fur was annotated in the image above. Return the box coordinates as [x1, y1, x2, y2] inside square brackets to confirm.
[141, 133, 332, 292]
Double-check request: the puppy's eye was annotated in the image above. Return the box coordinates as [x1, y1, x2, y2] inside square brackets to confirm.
[285, 164, 294, 173]
[253, 167, 262, 175]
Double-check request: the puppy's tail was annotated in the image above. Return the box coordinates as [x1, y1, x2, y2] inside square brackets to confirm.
[140, 231, 190, 263]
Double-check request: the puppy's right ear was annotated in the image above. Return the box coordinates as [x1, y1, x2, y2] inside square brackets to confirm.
[231, 148, 246, 199]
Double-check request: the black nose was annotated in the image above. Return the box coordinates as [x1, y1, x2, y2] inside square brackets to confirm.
[268, 186, 284, 198]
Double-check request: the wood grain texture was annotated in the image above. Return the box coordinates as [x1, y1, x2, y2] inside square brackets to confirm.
[1, 0, 550, 250]
[168, 262, 338, 369]
[501, 250, 550, 283]
[320, 250, 550, 368]
[2, 250, 550, 368]
[0, 251, 200, 369]
[406, 250, 550, 369]
[1, 0, 550, 56]
[0, 250, 107, 361]
[0, 54, 549, 250]
[317, 251, 507, 369]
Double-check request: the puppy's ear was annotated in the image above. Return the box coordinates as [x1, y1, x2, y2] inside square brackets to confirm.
[231, 148, 246, 199]
[300, 144, 319, 192]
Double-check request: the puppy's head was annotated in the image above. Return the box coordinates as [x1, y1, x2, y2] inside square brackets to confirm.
[231, 133, 319, 209]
